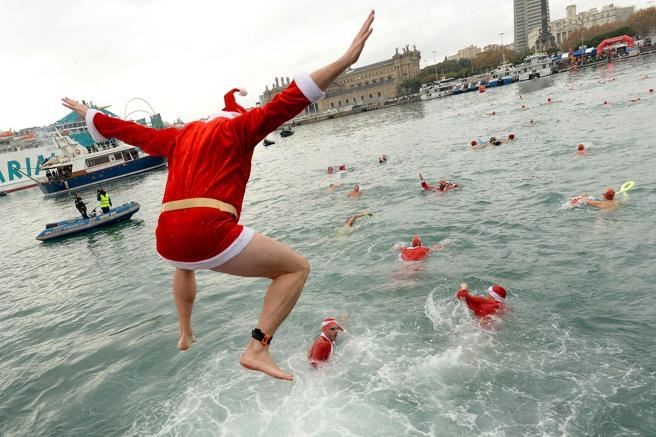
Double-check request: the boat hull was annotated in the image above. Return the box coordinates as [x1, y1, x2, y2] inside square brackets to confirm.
[35, 202, 140, 241]
[38, 156, 166, 195]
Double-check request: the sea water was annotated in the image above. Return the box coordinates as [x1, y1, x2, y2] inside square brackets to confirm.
[1, 56, 656, 436]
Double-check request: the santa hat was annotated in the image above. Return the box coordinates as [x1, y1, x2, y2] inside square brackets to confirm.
[487, 284, 506, 303]
[321, 317, 343, 331]
[411, 235, 422, 247]
[223, 88, 248, 114]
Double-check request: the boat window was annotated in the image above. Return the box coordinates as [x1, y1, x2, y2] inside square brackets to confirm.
[86, 155, 111, 167]
[114, 152, 123, 160]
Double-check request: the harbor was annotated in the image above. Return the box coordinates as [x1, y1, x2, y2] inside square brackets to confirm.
[1, 52, 655, 436]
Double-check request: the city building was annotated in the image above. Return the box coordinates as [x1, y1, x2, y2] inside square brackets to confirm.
[260, 45, 421, 113]
[514, 0, 548, 52]
[446, 45, 482, 61]
[528, 3, 635, 49]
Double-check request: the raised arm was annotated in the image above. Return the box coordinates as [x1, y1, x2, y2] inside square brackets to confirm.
[230, 10, 375, 147]
[61, 97, 178, 157]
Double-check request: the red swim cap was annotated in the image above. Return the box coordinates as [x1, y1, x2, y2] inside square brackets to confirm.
[470, 140, 477, 146]
[603, 188, 615, 200]
[411, 235, 422, 247]
[488, 284, 506, 303]
[577, 144, 585, 151]
[339, 164, 346, 171]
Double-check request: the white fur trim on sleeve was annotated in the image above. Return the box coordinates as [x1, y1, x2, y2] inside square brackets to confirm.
[85, 109, 109, 142]
[293, 72, 323, 103]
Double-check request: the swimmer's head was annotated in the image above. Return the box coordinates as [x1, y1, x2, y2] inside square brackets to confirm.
[603, 100, 608, 105]
[650, 89, 654, 94]
[411, 235, 422, 247]
[521, 105, 526, 109]
[470, 140, 477, 146]
[492, 111, 496, 116]
[353, 184, 360, 192]
[339, 164, 346, 171]
[327, 166, 334, 174]
[321, 317, 343, 341]
[508, 133, 515, 140]
[547, 97, 552, 103]
[488, 284, 506, 303]
[577, 144, 585, 151]
[603, 188, 615, 200]
[529, 119, 535, 124]
[74, 192, 81, 199]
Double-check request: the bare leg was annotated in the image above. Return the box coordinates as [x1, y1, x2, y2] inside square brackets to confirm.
[212, 233, 310, 380]
[173, 268, 197, 350]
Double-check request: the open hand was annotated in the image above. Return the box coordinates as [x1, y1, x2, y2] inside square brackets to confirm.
[61, 97, 89, 119]
[340, 10, 375, 67]
[460, 282, 468, 290]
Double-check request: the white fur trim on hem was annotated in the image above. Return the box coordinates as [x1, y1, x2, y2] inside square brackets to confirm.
[86, 109, 109, 142]
[160, 226, 255, 270]
[294, 72, 323, 103]
[207, 111, 240, 121]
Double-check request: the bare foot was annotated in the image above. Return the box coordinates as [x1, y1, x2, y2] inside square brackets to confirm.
[178, 334, 196, 351]
[240, 340, 293, 381]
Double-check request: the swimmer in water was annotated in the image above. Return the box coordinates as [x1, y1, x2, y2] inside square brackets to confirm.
[470, 139, 485, 149]
[547, 97, 553, 104]
[649, 89, 654, 95]
[507, 133, 516, 142]
[603, 100, 609, 106]
[576, 144, 586, 155]
[627, 97, 641, 103]
[308, 317, 343, 367]
[397, 235, 443, 261]
[456, 283, 507, 318]
[340, 212, 372, 232]
[520, 104, 526, 110]
[326, 182, 342, 192]
[488, 136, 502, 146]
[486, 111, 496, 116]
[379, 154, 388, 163]
[347, 184, 362, 198]
[419, 174, 460, 192]
[580, 188, 619, 209]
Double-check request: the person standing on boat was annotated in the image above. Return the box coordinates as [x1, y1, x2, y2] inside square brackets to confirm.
[61, 10, 375, 382]
[74, 193, 89, 219]
[97, 188, 112, 213]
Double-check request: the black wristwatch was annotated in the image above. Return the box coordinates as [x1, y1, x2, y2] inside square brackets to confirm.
[251, 328, 272, 345]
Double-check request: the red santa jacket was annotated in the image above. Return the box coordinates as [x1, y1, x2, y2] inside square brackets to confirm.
[399, 246, 431, 261]
[85, 74, 322, 262]
[309, 334, 334, 366]
[455, 289, 503, 318]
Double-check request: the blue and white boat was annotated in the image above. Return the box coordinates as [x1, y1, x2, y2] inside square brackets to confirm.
[35, 201, 140, 241]
[36, 132, 166, 196]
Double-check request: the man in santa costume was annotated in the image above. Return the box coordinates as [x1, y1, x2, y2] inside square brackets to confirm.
[397, 235, 443, 261]
[455, 283, 507, 318]
[62, 11, 375, 381]
[308, 317, 343, 367]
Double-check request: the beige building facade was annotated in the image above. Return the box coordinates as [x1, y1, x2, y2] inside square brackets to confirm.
[447, 45, 482, 61]
[528, 3, 635, 49]
[260, 45, 421, 113]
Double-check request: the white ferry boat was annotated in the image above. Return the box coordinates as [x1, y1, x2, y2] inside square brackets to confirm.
[518, 53, 552, 81]
[420, 78, 455, 101]
[0, 131, 58, 192]
[487, 64, 518, 87]
[36, 132, 166, 196]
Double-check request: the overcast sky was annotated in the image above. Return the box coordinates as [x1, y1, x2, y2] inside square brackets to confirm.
[1, 0, 652, 129]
